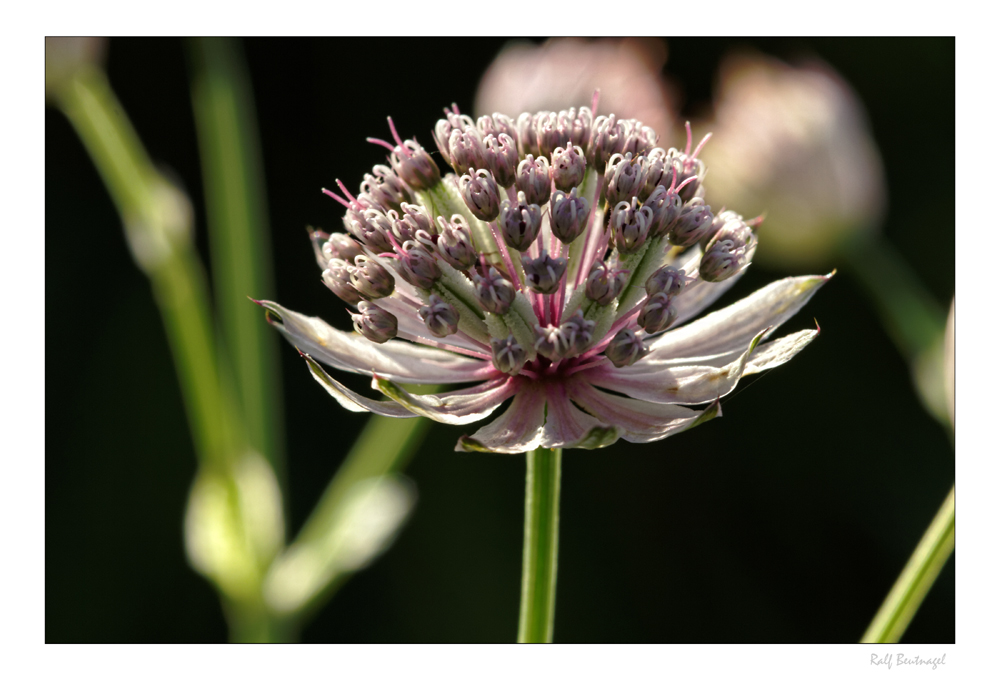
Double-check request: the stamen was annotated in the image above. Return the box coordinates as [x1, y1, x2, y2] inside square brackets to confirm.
[488, 221, 523, 292]
[563, 355, 608, 376]
[386, 116, 408, 153]
[322, 187, 351, 208]
[690, 132, 712, 160]
[684, 121, 693, 156]
[367, 137, 396, 153]
[335, 179, 364, 210]
[591, 88, 601, 117]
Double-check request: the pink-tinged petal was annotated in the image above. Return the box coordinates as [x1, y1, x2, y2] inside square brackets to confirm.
[300, 353, 416, 417]
[373, 376, 516, 425]
[743, 328, 819, 376]
[456, 384, 548, 454]
[587, 330, 767, 404]
[259, 300, 491, 384]
[568, 382, 722, 444]
[644, 273, 831, 362]
[538, 383, 621, 450]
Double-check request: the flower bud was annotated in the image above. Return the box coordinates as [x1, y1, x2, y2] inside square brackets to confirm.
[550, 144, 587, 191]
[350, 255, 395, 299]
[637, 292, 678, 333]
[644, 265, 685, 298]
[351, 301, 397, 344]
[666, 148, 705, 202]
[344, 207, 394, 254]
[491, 334, 528, 375]
[322, 259, 363, 304]
[559, 310, 595, 357]
[359, 165, 411, 213]
[391, 202, 433, 243]
[562, 107, 593, 150]
[585, 260, 627, 305]
[588, 114, 624, 169]
[473, 266, 517, 314]
[433, 107, 475, 166]
[418, 294, 460, 338]
[536, 111, 572, 159]
[459, 169, 502, 222]
[604, 152, 648, 205]
[534, 324, 566, 361]
[640, 147, 670, 201]
[309, 228, 331, 268]
[397, 241, 441, 290]
[484, 133, 519, 188]
[522, 253, 568, 295]
[322, 232, 365, 265]
[604, 328, 647, 368]
[515, 154, 552, 205]
[390, 139, 440, 190]
[477, 113, 518, 144]
[699, 210, 749, 251]
[448, 127, 486, 175]
[498, 192, 543, 252]
[700, 216, 755, 282]
[644, 184, 683, 238]
[668, 198, 714, 248]
[549, 188, 591, 244]
[435, 215, 478, 270]
[516, 112, 540, 157]
[611, 198, 654, 255]
[619, 119, 657, 157]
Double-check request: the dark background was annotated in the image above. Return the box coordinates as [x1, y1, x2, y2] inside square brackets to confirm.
[46, 38, 954, 642]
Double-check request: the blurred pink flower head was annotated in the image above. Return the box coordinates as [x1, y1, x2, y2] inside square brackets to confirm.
[699, 51, 887, 267]
[474, 38, 677, 144]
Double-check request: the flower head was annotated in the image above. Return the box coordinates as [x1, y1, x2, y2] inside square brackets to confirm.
[260, 104, 829, 453]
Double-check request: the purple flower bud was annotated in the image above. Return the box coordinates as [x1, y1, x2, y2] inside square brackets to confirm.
[351, 301, 397, 344]
[515, 154, 552, 205]
[699, 241, 745, 283]
[433, 106, 475, 166]
[604, 328, 647, 368]
[359, 165, 412, 213]
[644, 265, 685, 298]
[536, 111, 571, 160]
[550, 144, 587, 191]
[491, 334, 528, 375]
[549, 188, 591, 244]
[390, 139, 440, 191]
[559, 310, 595, 357]
[343, 207, 394, 254]
[699, 209, 749, 251]
[611, 198, 654, 255]
[619, 119, 658, 157]
[498, 192, 543, 252]
[473, 266, 516, 314]
[665, 148, 705, 202]
[644, 184, 684, 238]
[587, 114, 624, 169]
[561, 107, 593, 150]
[640, 147, 671, 201]
[392, 202, 433, 243]
[459, 169, 502, 222]
[418, 294, 460, 338]
[668, 198, 715, 248]
[585, 260, 627, 305]
[534, 324, 566, 361]
[397, 240, 441, 290]
[476, 113, 518, 146]
[447, 127, 485, 175]
[604, 152, 648, 205]
[516, 112, 540, 157]
[322, 232, 364, 265]
[637, 291, 678, 333]
[522, 252, 568, 295]
[484, 133, 519, 188]
[322, 259, 363, 304]
[435, 215, 478, 270]
[350, 254, 395, 299]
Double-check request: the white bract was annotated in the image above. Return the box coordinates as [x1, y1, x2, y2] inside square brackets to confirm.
[259, 104, 828, 453]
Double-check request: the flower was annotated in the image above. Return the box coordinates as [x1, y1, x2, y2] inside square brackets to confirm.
[698, 50, 886, 267]
[258, 105, 829, 453]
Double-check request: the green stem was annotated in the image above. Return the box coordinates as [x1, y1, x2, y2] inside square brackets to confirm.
[861, 485, 955, 643]
[188, 37, 285, 483]
[518, 446, 562, 643]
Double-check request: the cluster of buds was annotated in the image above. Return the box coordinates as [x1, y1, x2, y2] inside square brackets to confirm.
[310, 104, 758, 374]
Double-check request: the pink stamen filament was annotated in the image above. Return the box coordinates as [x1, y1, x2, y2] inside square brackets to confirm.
[386, 116, 409, 155]
[322, 187, 351, 208]
[335, 179, 364, 210]
[366, 137, 396, 153]
[563, 355, 608, 376]
[488, 221, 523, 293]
[690, 132, 712, 160]
[581, 305, 643, 359]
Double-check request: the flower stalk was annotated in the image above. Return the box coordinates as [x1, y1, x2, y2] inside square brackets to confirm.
[518, 447, 562, 643]
[861, 485, 955, 643]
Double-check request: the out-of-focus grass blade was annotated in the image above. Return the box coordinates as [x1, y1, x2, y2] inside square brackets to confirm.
[189, 38, 284, 481]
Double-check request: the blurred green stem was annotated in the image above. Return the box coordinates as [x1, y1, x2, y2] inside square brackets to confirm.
[189, 37, 284, 483]
[518, 447, 562, 643]
[861, 485, 955, 643]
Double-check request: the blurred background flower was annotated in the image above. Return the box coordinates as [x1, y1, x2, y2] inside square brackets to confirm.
[46, 37, 954, 643]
